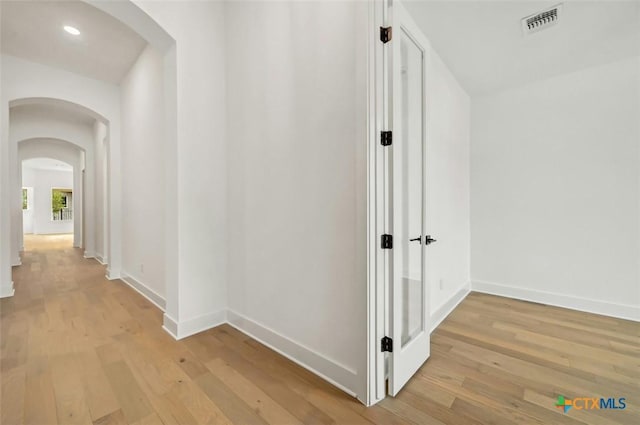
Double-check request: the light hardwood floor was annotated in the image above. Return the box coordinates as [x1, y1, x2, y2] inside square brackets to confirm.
[1, 235, 638, 424]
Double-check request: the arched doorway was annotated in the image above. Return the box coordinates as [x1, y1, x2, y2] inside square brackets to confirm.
[11, 101, 108, 269]
[19, 138, 87, 256]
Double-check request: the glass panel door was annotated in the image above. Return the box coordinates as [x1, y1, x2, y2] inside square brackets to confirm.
[389, 0, 431, 396]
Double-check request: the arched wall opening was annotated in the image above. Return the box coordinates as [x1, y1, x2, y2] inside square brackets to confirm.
[10, 99, 106, 264]
[18, 138, 87, 255]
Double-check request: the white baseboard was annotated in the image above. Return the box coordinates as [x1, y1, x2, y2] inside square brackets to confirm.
[106, 268, 120, 280]
[95, 254, 107, 265]
[472, 279, 640, 322]
[226, 309, 358, 397]
[11, 258, 21, 267]
[162, 314, 179, 338]
[120, 271, 166, 311]
[163, 309, 227, 340]
[83, 251, 95, 259]
[0, 281, 15, 298]
[430, 282, 470, 332]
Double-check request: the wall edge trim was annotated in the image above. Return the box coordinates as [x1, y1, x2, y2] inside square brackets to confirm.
[430, 282, 471, 332]
[472, 279, 640, 322]
[120, 271, 166, 311]
[226, 309, 358, 398]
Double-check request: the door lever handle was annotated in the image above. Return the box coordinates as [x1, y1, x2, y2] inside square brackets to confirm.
[425, 235, 437, 245]
[409, 237, 422, 243]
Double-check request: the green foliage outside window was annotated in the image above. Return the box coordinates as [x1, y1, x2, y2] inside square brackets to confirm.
[22, 189, 28, 210]
[52, 190, 65, 213]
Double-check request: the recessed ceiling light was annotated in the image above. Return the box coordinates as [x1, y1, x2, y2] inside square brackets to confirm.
[63, 25, 80, 36]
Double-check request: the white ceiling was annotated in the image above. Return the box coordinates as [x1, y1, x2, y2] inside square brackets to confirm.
[404, 0, 640, 95]
[1, 0, 147, 84]
[23, 157, 73, 172]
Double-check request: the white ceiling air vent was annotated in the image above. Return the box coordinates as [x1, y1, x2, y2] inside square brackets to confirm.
[521, 4, 562, 36]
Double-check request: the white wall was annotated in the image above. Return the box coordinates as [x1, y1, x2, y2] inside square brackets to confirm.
[471, 56, 640, 320]
[120, 44, 166, 302]
[131, 1, 227, 337]
[21, 166, 74, 235]
[425, 50, 471, 325]
[225, 0, 369, 397]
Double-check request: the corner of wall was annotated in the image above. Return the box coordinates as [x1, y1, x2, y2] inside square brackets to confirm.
[162, 313, 179, 339]
[430, 281, 471, 332]
[0, 281, 15, 298]
[105, 268, 121, 280]
[162, 310, 227, 340]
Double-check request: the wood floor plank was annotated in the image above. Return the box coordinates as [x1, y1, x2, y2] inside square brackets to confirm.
[50, 352, 94, 425]
[103, 360, 154, 423]
[392, 389, 484, 425]
[1, 332, 28, 372]
[166, 379, 235, 425]
[205, 357, 304, 425]
[93, 409, 128, 425]
[380, 396, 446, 425]
[78, 350, 121, 422]
[147, 391, 199, 425]
[214, 343, 337, 424]
[195, 371, 270, 425]
[130, 412, 164, 425]
[1, 364, 26, 425]
[304, 388, 376, 425]
[24, 356, 59, 425]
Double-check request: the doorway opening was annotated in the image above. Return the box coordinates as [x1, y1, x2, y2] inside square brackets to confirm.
[21, 157, 75, 252]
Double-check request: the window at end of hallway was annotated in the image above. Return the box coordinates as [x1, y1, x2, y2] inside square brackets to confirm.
[52, 188, 73, 221]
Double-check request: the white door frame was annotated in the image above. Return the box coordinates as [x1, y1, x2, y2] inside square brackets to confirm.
[366, 0, 390, 407]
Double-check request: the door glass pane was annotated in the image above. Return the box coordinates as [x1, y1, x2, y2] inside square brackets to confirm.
[400, 30, 424, 348]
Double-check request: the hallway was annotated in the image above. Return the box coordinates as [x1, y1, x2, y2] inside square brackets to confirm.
[1, 236, 638, 425]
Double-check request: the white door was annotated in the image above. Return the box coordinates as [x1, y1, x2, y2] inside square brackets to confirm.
[388, 0, 433, 396]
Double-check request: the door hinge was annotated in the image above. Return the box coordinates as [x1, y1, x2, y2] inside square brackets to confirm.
[381, 234, 393, 249]
[380, 26, 392, 43]
[381, 131, 392, 146]
[381, 336, 393, 352]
